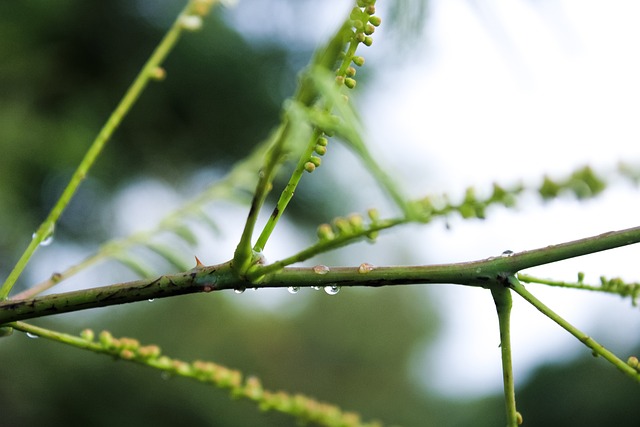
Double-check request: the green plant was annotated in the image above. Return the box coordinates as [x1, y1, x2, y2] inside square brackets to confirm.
[1, 1, 639, 426]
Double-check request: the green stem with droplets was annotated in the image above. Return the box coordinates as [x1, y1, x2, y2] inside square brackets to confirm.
[0, 0, 207, 300]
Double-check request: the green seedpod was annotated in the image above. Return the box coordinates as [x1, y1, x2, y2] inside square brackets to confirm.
[316, 136, 328, 146]
[345, 78, 357, 89]
[346, 66, 357, 77]
[309, 156, 322, 167]
[364, 23, 375, 35]
[363, 36, 373, 46]
[627, 356, 639, 369]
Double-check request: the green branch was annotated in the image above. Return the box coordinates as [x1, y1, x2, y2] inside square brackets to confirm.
[10, 322, 382, 427]
[518, 273, 640, 307]
[4, 225, 640, 324]
[0, 0, 217, 300]
[508, 276, 640, 383]
[491, 284, 521, 427]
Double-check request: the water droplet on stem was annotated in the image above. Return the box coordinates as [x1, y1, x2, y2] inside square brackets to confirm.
[324, 285, 341, 295]
[233, 287, 246, 294]
[287, 286, 300, 294]
[26, 332, 39, 339]
[358, 263, 374, 274]
[501, 250, 514, 257]
[313, 265, 330, 275]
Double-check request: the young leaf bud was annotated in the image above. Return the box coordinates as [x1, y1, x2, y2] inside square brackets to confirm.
[149, 66, 166, 81]
[345, 78, 357, 89]
[364, 24, 375, 35]
[304, 162, 316, 173]
[316, 136, 328, 147]
[317, 223, 335, 240]
[369, 15, 381, 26]
[352, 56, 365, 67]
[309, 156, 322, 167]
[363, 36, 373, 46]
[314, 145, 327, 156]
[80, 329, 95, 342]
[346, 66, 357, 77]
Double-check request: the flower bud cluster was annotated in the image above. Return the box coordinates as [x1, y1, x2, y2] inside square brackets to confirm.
[86, 329, 161, 361]
[334, 0, 380, 91]
[304, 135, 329, 173]
[412, 182, 524, 224]
[81, 329, 378, 425]
[539, 166, 606, 200]
[316, 209, 380, 242]
[599, 276, 640, 306]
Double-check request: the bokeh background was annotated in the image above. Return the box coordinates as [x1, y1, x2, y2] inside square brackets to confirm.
[1, 1, 640, 426]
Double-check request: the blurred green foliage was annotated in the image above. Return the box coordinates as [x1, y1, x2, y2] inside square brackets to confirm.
[1, 1, 639, 426]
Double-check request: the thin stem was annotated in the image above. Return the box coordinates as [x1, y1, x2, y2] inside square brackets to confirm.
[491, 284, 519, 427]
[0, 0, 205, 300]
[508, 276, 640, 383]
[9, 321, 381, 427]
[254, 128, 323, 253]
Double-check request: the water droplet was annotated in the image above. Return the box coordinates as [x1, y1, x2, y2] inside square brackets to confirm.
[501, 250, 515, 257]
[148, 299, 155, 302]
[324, 285, 341, 295]
[233, 287, 246, 294]
[287, 286, 300, 294]
[313, 265, 330, 275]
[26, 332, 39, 339]
[311, 286, 322, 291]
[358, 263, 374, 274]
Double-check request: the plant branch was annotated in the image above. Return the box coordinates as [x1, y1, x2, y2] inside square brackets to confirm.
[508, 276, 640, 383]
[491, 283, 521, 427]
[3, 225, 640, 324]
[10, 322, 382, 427]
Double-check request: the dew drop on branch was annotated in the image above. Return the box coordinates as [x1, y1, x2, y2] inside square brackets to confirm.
[233, 287, 246, 294]
[287, 286, 300, 294]
[358, 263, 374, 274]
[501, 250, 514, 257]
[313, 265, 330, 275]
[26, 332, 39, 339]
[324, 285, 341, 295]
